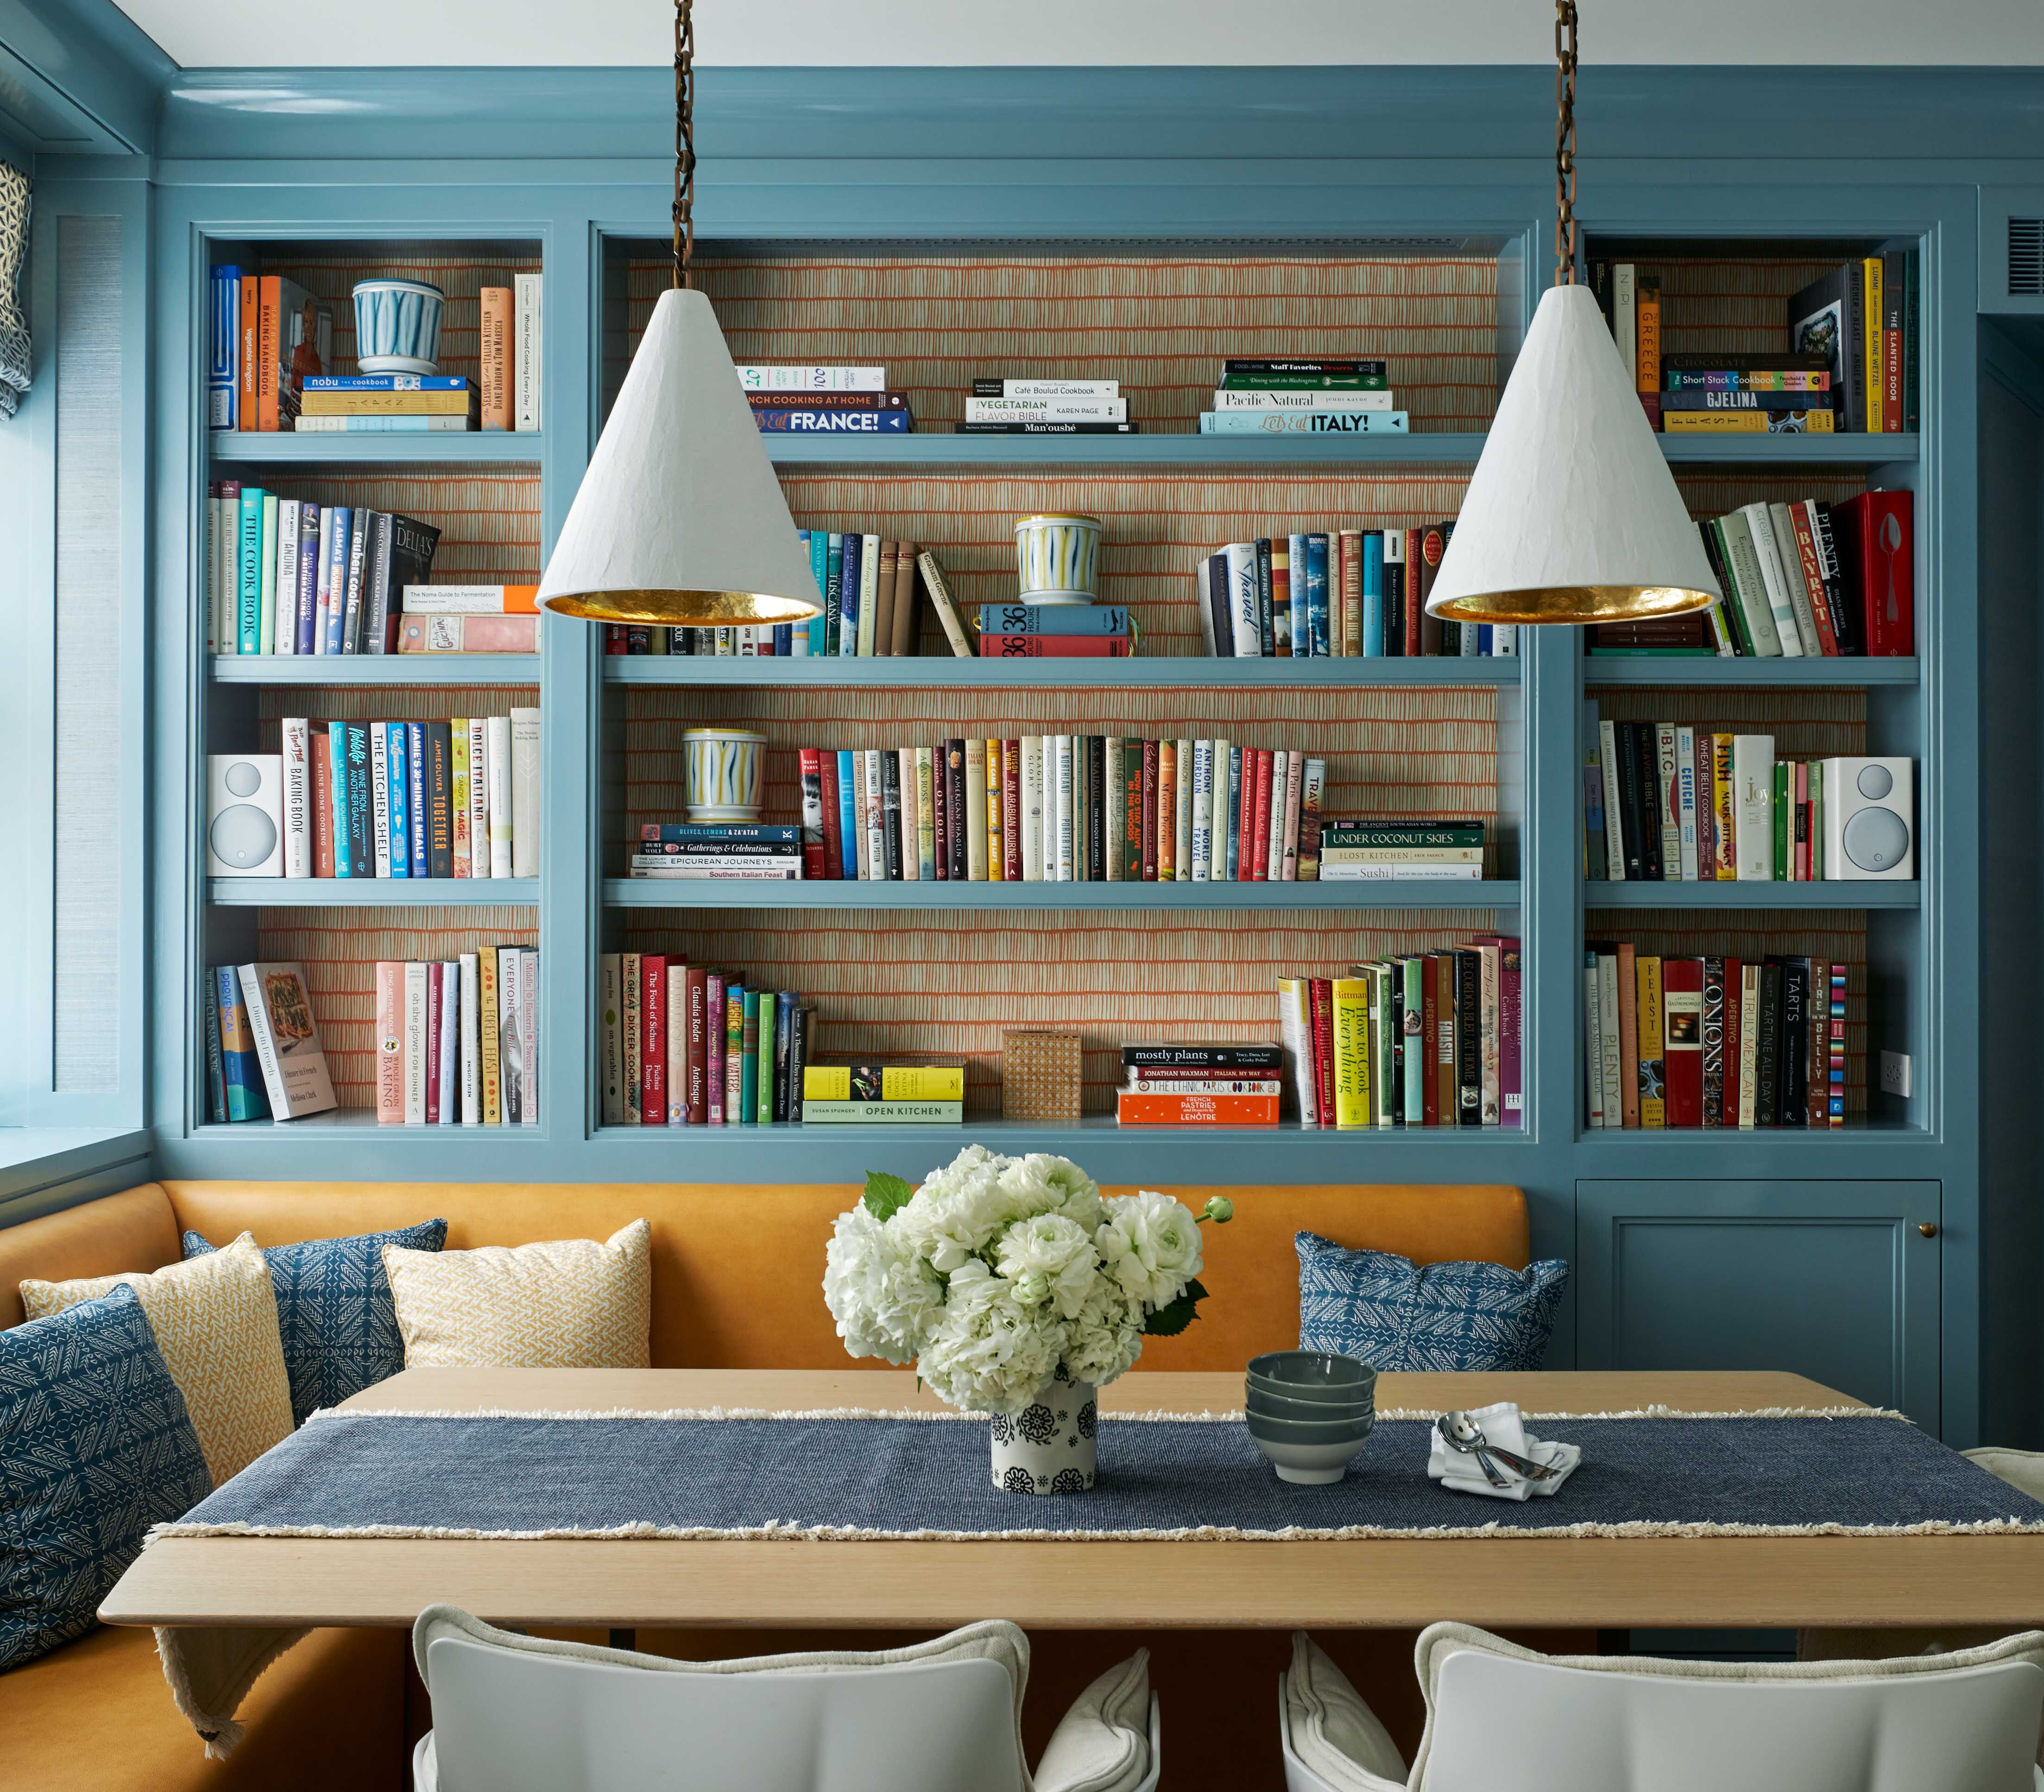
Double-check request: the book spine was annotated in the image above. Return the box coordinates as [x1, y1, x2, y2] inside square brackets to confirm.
[1583, 954, 1603, 1128]
[424, 962, 443, 1123]
[1002, 741, 1024, 881]
[880, 750, 903, 880]
[497, 947, 523, 1123]
[479, 287, 511, 430]
[798, 748, 827, 879]
[1331, 978, 1370, 1128]
[202, 972, 227, 1123]
[375, 961, 405, 1124]
[1123, 742, 1146, 882]
[514, 272, 542, 432]
[703, 973, 726, 1124]
[642, 956, 667, 1127]
[476, 950, 500, 1124]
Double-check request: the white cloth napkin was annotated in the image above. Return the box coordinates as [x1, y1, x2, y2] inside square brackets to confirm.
[1427, 1401, 1581, 1503]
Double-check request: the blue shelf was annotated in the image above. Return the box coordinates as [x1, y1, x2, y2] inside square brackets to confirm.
[208, 878, 540, 906]
[207, 432, 542, 465]
[1585, 880, 1918, 910]
[603, 655, 1519, 688]
[1585, 657, 1919, 687]
[605, 878, 1515, 911]
[211, 654, 541, 685]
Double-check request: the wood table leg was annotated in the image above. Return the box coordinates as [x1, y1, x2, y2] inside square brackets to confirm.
[609, 1628, 637, 1651]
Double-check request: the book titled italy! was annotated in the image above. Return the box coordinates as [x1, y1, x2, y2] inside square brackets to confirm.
[1199, 410, 1409, 434]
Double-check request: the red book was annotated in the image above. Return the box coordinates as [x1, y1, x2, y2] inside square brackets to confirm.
[1832, 490, 1914, 656]
[1309, 979, 1336, 1127]
[1251, 750, 1274, 880]
[1140, 740, 1160, 882]
[1404, 527, 1424, 655]
[1470, 935, 1523, 1129]
[424, 962, 443, 1123]
[309, 725, 335, 878]
[816, 750, 842, 880]
[796, 748, 828, 880]
[1002, 740, 1023, 880]
[1662, 957, 1704, 1128]
[1420, 955, 1440, 1126]
[641, 956, 667, 1126]
[1787, 503, 1842, 655]
[1271, 556, 1291, 656]
[1116, 1091, 1281, 1126]
[930, 742, 948, 881]
[977, 635, 1131, 658]
[684, 966, 709, 1124]
[1238, 747, 1257, 873]
[604, 623, 629, 654]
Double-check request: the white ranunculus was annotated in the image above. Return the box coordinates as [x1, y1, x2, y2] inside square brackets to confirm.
[916, 1260, 1063, 1416]
[1096, 1190, 1205, 1310]
[1061, 1276, 1145, 1386]
[998, 1152, 1104, 1234]
[995, 1211, 1098, 1320]
[890, 1151, 1020, 1274]
[823, 1204, 940, 1365]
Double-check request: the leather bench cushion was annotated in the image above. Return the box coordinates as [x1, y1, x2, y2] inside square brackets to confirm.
[0, 1622, 405, 1791]
[161, 1182, 1529, 1371]
[0, 1185, 181, 1328]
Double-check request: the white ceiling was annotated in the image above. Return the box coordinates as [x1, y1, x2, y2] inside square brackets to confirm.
[118, 0, 2044, 69]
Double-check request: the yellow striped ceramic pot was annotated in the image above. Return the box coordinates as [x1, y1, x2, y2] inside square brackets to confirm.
[682, 727, 767, 821]
[1013, 513, 1102, 599]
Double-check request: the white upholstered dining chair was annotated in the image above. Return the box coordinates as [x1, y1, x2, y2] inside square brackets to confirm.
[1279, 1624, 2044, 1792]
[410, 1605, 1160, 1792]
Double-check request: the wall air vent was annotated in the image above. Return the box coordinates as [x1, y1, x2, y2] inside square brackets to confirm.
[2011, 218, 2044, 298]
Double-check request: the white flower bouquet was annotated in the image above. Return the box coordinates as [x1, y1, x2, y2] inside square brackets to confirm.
[823, 1145, 1231, 1419]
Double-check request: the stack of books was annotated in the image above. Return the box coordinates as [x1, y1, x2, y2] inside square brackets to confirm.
[795, 737, 1328, 884]
[1584, 944, 1843, 1130]
[1117, 1043, 1282, 1127]
[1789, 257, 1916, 434]
[204, 962, 337, 1124]
[1199, 523, 1513, 658]
[298, 374, 478, 435]
[976, 604, 1130, 659]
[398, 583, 539, 656]
[1659, 353, 1833, 437]
[375, 949, 537, 1126]
[1317, 819, 1486, 883]
[740, 365, 913, 434]
[1198, 359, 1408, 436]
[962, 378, 1135, 436]
[207, 490, 439, 656]
[208, 266, 333, 432]
[598, 955, 817, 1127]
[1278, 940, 1522, 1131]
[270, 711, 539, 882]
[802, 1061, 965, 1125]
[629, 824, 803, 882]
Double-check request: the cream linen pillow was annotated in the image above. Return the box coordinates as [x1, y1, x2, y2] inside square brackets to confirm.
[382, 1220, 653, 1368]
[19, 1232, 295, 1486]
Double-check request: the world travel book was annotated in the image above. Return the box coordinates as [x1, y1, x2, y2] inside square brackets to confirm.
[373, 949, 537, 1126]
[598, 953, 818, 1127]
[1583, 945, 1844, 1130]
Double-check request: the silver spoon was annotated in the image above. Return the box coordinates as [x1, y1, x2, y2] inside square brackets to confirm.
[1438, 1411, 1560, 1484]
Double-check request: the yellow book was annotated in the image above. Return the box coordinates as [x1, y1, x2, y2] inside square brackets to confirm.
[478, 950, 500, 1125]
[1331, 977, 1371, 1129]
[803, 1064, 965, 1102]
[299, 390, 478, 415]
[1712, 734, 1737, 879]
[1635, 955, 1665, 1128]
[985, 738, 1005, 881]
[1863, 258, 1884, 434]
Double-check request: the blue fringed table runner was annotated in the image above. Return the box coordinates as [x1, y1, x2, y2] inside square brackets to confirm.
[158, 1406, 2044, 1541]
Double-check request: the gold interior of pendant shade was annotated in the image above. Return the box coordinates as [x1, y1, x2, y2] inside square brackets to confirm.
[541, 587, 822, 627]
[1428, 583, 1720, 627]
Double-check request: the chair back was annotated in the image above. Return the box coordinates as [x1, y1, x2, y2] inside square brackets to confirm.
[1419, 1647, 2044, 1792]
[423, 1634, 1027, 1792]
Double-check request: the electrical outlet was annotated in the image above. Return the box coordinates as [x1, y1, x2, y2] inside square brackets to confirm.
[1880, 1051, 1912, 1099]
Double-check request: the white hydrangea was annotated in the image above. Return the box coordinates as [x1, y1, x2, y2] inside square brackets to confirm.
[998, 1152, 1104, 1235]
[1061, 1276, 1145, 1385]
[889, 1148, 1019, 1274]
[915, 1260, 1063, 1417]
[994, 1211, 1098, 1320]
[1096, 1190, 1205, 1311]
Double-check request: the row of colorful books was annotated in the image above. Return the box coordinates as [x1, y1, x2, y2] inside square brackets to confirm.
[1198, 358, 1408, 437]
[962, 377, 1132, 436]
[375, 952, 539, 1125]
[206, 269, 332, 432]
[242, 713, 539, 881]
[204, 962, 337, 1123]
[1584, 945, 1844, 1130]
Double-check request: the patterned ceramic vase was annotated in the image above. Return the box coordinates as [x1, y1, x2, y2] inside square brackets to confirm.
[989, 1365, 1098, 1495]
[682, 727, 767, 821]
[1013, 513, 1102, 600]
[351, 277, 445, 374]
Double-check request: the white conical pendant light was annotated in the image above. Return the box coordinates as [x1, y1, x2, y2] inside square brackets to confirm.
[1425, 0, 1720, 629]
[537, 0, 820, 629]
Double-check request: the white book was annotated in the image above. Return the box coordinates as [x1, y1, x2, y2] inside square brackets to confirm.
[1598, 718, 1626, 881]
[514, 271, 542, 433]
[1054, 735, 1075, 882]
[850, 753, 870, 879]
[1714, 511, 1783, 657]
[1767, 500, 1825, 656]
[519, 948, 539, 1126]
[1654, 722, 1682, 877]
[1675, 724, 1699, 881]
[311, 507, 334, 655]
[467, 717, 492, 878]
[1583, 960, 1605, 1127]
[402, 961, 429, 1124]
[1021, 736, 1045, 882]
[486, 715, 515, 879]
[1738, 501, 1804, 657]
[497, 945, 523, 1123]
[235, 961, 338, 1120]
[1105, 739, 1126, 880]
[369, 726, 393, 878]
[984, 379, 1118, 399]
[272, 500, 299, 654]
[857, 536, 881, 658]
[1208, 736, 1231, 881]
[1276, 977, 1318, 1127]
[914, 746, 936, 879]
[897, 747, 921, 881]
[964, 740, 988, 882]
[510, 706, 541, 878]
[598, 953, 624, 1124]
[1174, 737, 1194, 883]
[1280, 748, 1305, 880]
[735, 364, 885, 391]
[218, 490, 240, 657]
[1224, 541, 1262, 656]
[861, 747, 886, 879]
[400, 585, 535, 615]
[281, 717, 311, 878]
[1613, 263, 1637, 385]
[1494, 623, 1517, 656]
[964, 396, 1128, 421]
[1266, 749, 1289, 880]
[1188, 740, 1212, 882]
[1731, 734, 1775, 880]
[460, 952, 481, 1125]
[1209, 389, 1395, 411]
[1737, 962, 1762, 1127]
[437, 962, 459, 1126]
[1597, 953, 1625, 1128]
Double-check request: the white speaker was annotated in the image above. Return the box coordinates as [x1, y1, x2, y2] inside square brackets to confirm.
[1821, 756, 1914, 880]
[207, 754, 284, 876]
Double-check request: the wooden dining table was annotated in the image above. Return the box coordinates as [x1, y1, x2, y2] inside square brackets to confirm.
[97, 1365, 2044, 1636]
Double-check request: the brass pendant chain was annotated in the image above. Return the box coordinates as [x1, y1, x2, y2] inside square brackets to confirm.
[673, 0, 695, 291]
[1554, 0, 1578, 286]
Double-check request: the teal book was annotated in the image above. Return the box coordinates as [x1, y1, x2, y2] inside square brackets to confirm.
[806, 529, 829, 655]
[237, 485, 265, 652]
[755, 991, 776, 1125]
[1199, 409, 1408, 434]
[740, 988, 761, 1122]
[385, 723, 410, 878]
[215, 965, 271, 1122]
[1403, 956, 1426, 1125]
[1361, 532, 1384, 657]
[328, 723, 353, 879]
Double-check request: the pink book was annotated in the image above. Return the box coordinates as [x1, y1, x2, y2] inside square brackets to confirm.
[667, 953, 688, 1124]
[1471, 935, 1524, 1130]
[375, 961, 405, 1124]
[641, 956, 667, 1127]
[704, 971, 725, 1124]
[1279, 750, 1305, 880]
[425, 962, 443, 1124]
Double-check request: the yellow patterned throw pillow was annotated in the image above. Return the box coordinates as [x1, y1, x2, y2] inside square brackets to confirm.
[19, 1233, 295, 1487]
[382, 1220, 653, 1369]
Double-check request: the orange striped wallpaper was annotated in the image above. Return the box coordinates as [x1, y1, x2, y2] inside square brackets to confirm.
[259, 252, 541, 389]
[1589, 687, 1867, 761]
[251, 467, 541, 589]
[1619, 254, 1842, 365]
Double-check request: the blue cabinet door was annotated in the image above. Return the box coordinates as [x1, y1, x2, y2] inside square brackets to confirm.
[1575, 1181, 1942, 1428]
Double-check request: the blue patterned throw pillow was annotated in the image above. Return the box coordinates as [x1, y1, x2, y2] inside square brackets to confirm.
[0, 1283, 212, 1670]
[1295, 1232, 1568, 1372]
[184, 1220, 447, 1424]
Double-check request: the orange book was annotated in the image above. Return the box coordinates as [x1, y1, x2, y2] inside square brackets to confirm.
[239, 273, 259, 433]
[375, 961, 405, 1123]
[256, 277, 284, 431]
[479, 286, 512, 431]
[1116, 1091, 1281, 1126]
[1155, 741, 1177, 880]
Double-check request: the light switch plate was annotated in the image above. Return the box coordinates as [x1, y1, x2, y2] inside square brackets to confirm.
[1880, 1050, 1913, 1098]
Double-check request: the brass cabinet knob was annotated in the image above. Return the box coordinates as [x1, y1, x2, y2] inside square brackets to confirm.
[1918, 1223, 1939, 1238]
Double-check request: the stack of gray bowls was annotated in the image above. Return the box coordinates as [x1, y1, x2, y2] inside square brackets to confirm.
[1246, 1351, 1376, 1484]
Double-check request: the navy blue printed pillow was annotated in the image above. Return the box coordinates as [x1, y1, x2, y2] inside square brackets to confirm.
[1295, 1232, 1568, 1372]
[184, 1220, 447, 1424]
[0, 1283, 212, 1669]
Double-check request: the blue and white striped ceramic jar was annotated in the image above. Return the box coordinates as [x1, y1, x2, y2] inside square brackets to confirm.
[351, 278, 445, 373]
[1013, 513, 1102, 599]
[683, 728, 767, 821]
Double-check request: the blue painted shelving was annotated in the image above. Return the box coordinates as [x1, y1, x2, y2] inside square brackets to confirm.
[1584, 657, 1919, 686]
[602, 878, 1516, 912]
[210, 654, 542, 685]
[603, 655, 1520, 687]
[1584, 881, 1920, 910]
[207, 879, 540, 907]
[207, 432, 543, 465]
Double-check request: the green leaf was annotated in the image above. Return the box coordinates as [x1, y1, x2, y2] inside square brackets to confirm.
[862, 1170, 915, 1223]
[1141, 1276, 1209, 1338]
